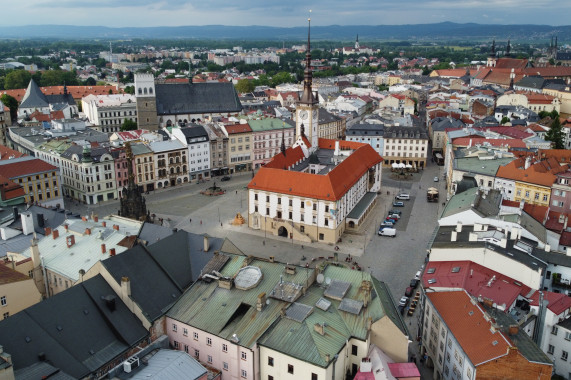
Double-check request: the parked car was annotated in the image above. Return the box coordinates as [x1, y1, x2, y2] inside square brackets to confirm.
[415, 270, 422, 280]
[385, 216, 398, 223]
[398, 296, 409, 307]
[433, 176, 439, 182]
[378, 228, 396, 237]
[396, 193, 410, 200]
[410, 278, 419, 289]
[388, 213, 400, 219]
[221, 176, 231, 181]
[380, 222, 394, 228]
[405, 286, 414, 297]
[393, 201, 405, 207]
[389, 210, 402, 216]
[398, 304, 406, 315]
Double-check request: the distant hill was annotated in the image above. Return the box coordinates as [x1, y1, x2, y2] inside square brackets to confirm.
[0, 22, 569, 41]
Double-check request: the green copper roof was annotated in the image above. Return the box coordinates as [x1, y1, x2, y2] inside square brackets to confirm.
[440, 187, 479, 219]
[247, 118, 294, 132]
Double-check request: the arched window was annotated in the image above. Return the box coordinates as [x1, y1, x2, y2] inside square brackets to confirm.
[177, 167, 181, 174]
[144, 88, 148, 95]
[169, 158, 174, 164]
[170, 168, 174, 174]
[149, 88, 153, 95]
[138, 88, 142, 95]
[183, 165, 187, 173]
[176, 157, 180, 163]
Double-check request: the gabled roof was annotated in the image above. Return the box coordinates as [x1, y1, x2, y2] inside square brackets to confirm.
[0, 275, 148, 379]
[0, 264, 33, 285]
[529, 290, 571, 315]
[224, 123, 252, 134]
[427, 291, 511, 366]
[155, 82, 242, 115]
[0, 145, 26, 161]
[0, 158, 57, 179]
[19, 79, 49, 109]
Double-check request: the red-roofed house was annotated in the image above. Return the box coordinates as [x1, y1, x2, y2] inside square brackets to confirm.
[528, 290, 571, 357]
[0, 174, 26, 206]
[0, 158, 62, 207]
[424, 290, 552, 380]
[223, 123, 253, 173]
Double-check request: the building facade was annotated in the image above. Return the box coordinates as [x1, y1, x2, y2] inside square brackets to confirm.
[382, 126, 428, 168]
[150, 140, 189, 188]
[82, 94, 137, 133]
[249, 118, 295, 169]
[223, 123, 253, 174]
[171, 125, 211, 181]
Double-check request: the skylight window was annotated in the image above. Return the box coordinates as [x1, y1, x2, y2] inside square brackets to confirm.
[427, 268, 436, 274]
[451, 267, 461, 273]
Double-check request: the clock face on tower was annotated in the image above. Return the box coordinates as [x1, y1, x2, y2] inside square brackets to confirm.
[299, 110, 308, 120]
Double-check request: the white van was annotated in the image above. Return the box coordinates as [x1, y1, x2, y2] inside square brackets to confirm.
[396, 193, 410, 200]
[378, 228, 396, 237]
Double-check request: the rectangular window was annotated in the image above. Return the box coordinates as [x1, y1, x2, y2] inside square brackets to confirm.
[268, 376, 274, 380]
[193, 332, 199, 340]
[172, 323, 177, 332]
[0, 296, 6, 306]
[288, 364, 294, 374]
[562, 350, 569, 361]
[223, 362, 228, 370]
[183, 328, 188, 336]
[207, 337, 212, 346]
[553, 326, 559, 335]
[352, 344, 358, 356]
[566, 332, 571, 341]
[184, 344, 189, 353]
[312, 374, 318, 380]
[548, 345, 555, 354]
[208, 355, 213, 363]
[241, 351, 247, 360]
[2, 312, 8, 319]
[222, 343, 228, 352]
[268, 356, 274, 366]
[241, 370, 247, 378]
[173, 341, 179, 349]
[194, 349, 199, 359]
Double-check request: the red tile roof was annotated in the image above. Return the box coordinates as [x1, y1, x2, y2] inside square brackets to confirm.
[494, 58, 528, 70]
[0, 85, 121, 102]
[529, 290, 571, 315]
[523, 93, 556, 105]
[451, 137, 527, 149]
[224, 123, 252, 134]
[523, 203, 548, 223]
[560, 231, 571, 246]
[0, 175, 26, 200]
[0, 159, 57, 179]
[28, 110, 65, 122]
[523, 67, 571, 78]
[249, 141, 382, 201]
[0, 145, 26, 160]
[422, 261, 532, 310]
[486, 126, 533, 140]
[0, 265, 32, 285]
[264, 146, 306, 170]
[427, 291, 511, 366]
[432, 68, 477, 78]
[502, 199, 520, 208]
[496, 157, 567, 187]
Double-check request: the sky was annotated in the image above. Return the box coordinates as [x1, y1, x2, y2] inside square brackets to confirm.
[5, 0, 570, 27]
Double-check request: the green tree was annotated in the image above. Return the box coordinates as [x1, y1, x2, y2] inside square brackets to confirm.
[235, 79, 255, 94]
[124, 86, 135, 95]
[545, 117, 564, 149]
[270, 71, 294, 87]
[120, 119, 138, 131]
[500, 116, 510, 125]
[84, 77, 97, 86]
[5, 70, 32, 89]
[0, 94, 18, 122]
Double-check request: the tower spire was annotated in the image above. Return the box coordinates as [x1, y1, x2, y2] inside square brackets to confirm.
[300, 10, 317, 105]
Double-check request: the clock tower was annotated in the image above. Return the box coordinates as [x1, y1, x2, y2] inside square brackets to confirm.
[296, 13, 319, 152]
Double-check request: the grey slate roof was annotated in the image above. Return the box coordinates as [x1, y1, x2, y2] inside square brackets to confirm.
[46, 93, 76, 107]
[318, 108, 342, 124]
[14, 362, 76, 380]
[102, 231, 223, 322]
[125, 350, 207, 380]
[9, 205, 78, 235]
[138, 222, 174, 244]
[515, 76, 545, 90]
[0, 275, 148, 379]
[346, 123, 385, 136]
[431, 116, 465, 131]
[19, 80, 49, 109]
[178, 125, 209, 142]
[155, 82, 242, 115]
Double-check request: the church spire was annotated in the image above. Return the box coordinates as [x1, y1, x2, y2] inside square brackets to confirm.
[506, 39, 511, 57]
[299, 11, 317, 105]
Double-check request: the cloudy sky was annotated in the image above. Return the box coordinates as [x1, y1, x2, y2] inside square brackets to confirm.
[5, 0, 569, 27]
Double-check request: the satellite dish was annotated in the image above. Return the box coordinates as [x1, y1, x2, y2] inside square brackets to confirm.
[325, 277, 332, 285]
[317, 274, 324, 284]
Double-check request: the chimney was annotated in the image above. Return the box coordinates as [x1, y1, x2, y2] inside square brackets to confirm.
[256, 292, 267, 311]
[66, 235, 75, 248]
[545, 244, 551, 252]
[110, 248, 116, 256]
[44, 227, 52, 236]
[269, 256, 275, 263]
[102, 221, 106, 227]
[104, 295, 116, 311]
[63, 224, 68, 232]
[456, 222, 462, 232]
[121, 277, 131, 298]
[93, 215, 99, 223]
[499, 237, 507, 248]
[334, 140, 340, 155]
[113, 224, 119, 231]
[12, 207, 18, 221]
[82, 216, 87, 222]
[525, 156, 532, 170]
[30, 235, 41, 268]
[22, 213, 34, 236]
[52, 229, 59, 239]
[36, 213, 45, 228]
[509, 325, 519, 335]
[451, 230, 457, 242]
[101, 244, 106, 254]
[84, 228, 91, 236]
[325, 354, 330, 362]
[204, 235, 210, 252]
[314, 323, 325, 336]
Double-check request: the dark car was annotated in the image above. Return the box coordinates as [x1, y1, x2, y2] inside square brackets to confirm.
[398, 304, 406, 315]
[221, 176, 231, 181]
[410, 278, 419, 289]
[405, 286, 414, 297]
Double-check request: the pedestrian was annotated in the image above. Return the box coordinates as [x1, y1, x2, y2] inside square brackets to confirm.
[263, 240, 265, 246]
[236, 190, 238, 195]
[189, 218, 192, 224]
[200, 220, 202, 225]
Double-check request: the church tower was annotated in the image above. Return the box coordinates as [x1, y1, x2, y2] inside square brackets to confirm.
[487, 40, 497, 67]
[296, 13, 319, 152]
[134, 73, 159, 131]
[355, 34, 360, 50]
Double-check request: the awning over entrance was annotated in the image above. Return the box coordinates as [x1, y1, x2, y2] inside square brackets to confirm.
[346, 192, 377, 226]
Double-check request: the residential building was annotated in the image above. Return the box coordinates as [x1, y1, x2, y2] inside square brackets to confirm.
[548, 317, 571, 378]
[345, 123, 385, 158]
[0, 265, 42, 320]
[249, 118, 295, 169]
[378, 94, 415, 116]
[204, 123, 229, 177]
[550, 171, 571, 213]
[382, 126, 428, 169]
[429, 117, 464, 153]
[167, 258, 409, 380]
[423, 290, 552, 380]
[496, 156, 567, 207]
[111, 146, 135, 196]
[0, 158, 62, 207]
[17, 80, 77, 119]
[132, 142, 156, 192]
[0, 176, 26, 207]
[150, 140, 189, 188]
[82, 93, 137, 133]
[59, 144, 117, 204]
[223, 123, 253, 174]
[318, 108, 346, 139]
[171, 125, 211, 180]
